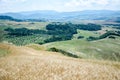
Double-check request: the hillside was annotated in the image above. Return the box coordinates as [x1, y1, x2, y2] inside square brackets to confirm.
[1, 0, 120, 80]
[44, 38, 120, 61]
[0, 43, 120, 80]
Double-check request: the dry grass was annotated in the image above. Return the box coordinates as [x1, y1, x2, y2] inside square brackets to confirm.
[26, 44, 46, 51]
[0, 43, 120, 80]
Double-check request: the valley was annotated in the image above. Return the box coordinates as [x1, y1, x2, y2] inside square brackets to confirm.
[0, 10, 120, 80]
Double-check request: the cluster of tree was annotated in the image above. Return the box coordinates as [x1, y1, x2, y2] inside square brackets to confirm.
[105, 24, 120, 26]
[46, 23, 77, 42]
[4, 27, 73, 45]
[77, 36, 84, 39]
[99, 31, 120, 39]
[75, 23, 102, 31]
[48, 47, 79, 58]
[5, 34, 51, 45]
[116, 27, 120, 29]
[46, 23, 102, 32]
[45, 23, 102, 42]
[105, 24, 120, 29]
[5, 28, 46, 37]
[46, 23, 77, 34]
[87, 31, 120, 41]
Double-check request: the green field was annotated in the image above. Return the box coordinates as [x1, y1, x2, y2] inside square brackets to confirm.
[73, 29, 100, 39]
[44, 37, 120, 61]
[0, 20, 49, 30]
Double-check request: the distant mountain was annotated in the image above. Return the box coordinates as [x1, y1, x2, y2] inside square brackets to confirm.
[0, 15, 22, 22]
[1, 13, 25, 19]
[0, 10, 59, 20]
[0, 10, 120, 21]
[0, 15, 46, 22]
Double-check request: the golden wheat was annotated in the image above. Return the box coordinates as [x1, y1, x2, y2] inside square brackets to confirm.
[0, 43, 120, 80]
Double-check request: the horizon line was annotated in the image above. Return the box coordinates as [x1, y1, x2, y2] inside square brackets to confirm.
[0, 9, 120, 14]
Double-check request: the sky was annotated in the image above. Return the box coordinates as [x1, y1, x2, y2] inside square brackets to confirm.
[0, 0, 120, 13]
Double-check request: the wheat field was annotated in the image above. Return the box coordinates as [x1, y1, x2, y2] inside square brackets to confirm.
[0, 43, 120, 80]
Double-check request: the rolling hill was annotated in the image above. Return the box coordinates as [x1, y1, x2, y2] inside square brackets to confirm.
[0, 43, 120, 80]
[44, 38, 120, 61]
[0, 10, 120, 80]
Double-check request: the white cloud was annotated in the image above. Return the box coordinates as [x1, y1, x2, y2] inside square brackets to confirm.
[65, 0, 109, 7]
[63, 0, 120, 11]
[91, 0, 109, 5]
[0, 0, 27, 3]
[65, 0, 80, 7]
[0, 0, 120, 13]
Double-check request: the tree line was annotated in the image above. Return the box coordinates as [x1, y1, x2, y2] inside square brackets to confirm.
[87, 30, 120, 41]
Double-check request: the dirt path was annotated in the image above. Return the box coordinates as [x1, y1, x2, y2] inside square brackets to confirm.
[0, 43, 120, 80]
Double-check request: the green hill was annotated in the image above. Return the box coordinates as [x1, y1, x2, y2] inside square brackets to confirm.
[44, 38, 120, 61]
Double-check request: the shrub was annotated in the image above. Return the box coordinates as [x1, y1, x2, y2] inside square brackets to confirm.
[48, 47, 80, 58]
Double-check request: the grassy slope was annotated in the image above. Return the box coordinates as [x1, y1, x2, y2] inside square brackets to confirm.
[73, 29, 100, 39]
[0, 48, 8, 57]
[0, 20, 49, 30]
[0, 43, 120, 80]
[44, 38, 120, 61]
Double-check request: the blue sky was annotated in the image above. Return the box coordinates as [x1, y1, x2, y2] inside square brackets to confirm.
[0, 0, 120, 13]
